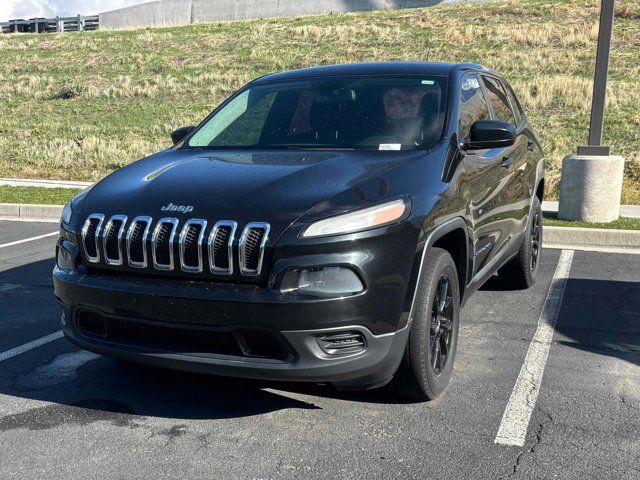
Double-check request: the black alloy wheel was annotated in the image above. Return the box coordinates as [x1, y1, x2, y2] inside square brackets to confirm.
[430, 275, 454, 376]
[530, 210, 541, 272]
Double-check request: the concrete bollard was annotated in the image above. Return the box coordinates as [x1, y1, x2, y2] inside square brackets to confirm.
[558, 154, 625, 222]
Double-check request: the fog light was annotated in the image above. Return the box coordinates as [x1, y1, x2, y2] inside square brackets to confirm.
[317, 331, 366, 355]
[280, 267, 364, 297]
[56, 246, 74, 271]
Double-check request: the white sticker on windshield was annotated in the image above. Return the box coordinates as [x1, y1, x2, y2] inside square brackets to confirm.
[379, 144, 401, 151]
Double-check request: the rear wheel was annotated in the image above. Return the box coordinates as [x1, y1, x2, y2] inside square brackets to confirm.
[392, 247, 460, 401]
[499, 196, 542, 289]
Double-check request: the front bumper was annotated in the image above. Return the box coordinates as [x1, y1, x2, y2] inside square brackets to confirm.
[53, 218, 421, 388]
[59, 301, 409, 389]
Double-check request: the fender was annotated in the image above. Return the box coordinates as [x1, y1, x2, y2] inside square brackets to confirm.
[406, 217, 469, 327]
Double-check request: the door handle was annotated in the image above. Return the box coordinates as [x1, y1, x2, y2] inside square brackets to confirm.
[501, 156, 514, 168]
[527, 141, 535, 152]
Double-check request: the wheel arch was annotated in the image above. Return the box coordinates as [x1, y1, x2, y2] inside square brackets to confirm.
[408, 217, 470, 326]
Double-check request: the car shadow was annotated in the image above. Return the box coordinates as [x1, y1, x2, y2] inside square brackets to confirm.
[554, 276, 640, 366]
[479, 273, 519, 291]
[479, 266, 640, 365]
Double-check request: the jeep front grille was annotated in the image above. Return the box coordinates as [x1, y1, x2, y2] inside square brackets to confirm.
[80, 214, 269, 278]
[103, 215, 127, 265]
[179, 219, 206, 273]
[209, 221, 237, 275]
[81, 214, 104, 262]
[126, 216, 152, 268]
[239, 222, 270, 276]
[152, 218, 179, 271]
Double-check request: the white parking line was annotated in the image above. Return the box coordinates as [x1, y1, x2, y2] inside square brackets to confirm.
[0, 231, 58, 249]
[495, 249, 574, 447]
[0, 331, 64, 363]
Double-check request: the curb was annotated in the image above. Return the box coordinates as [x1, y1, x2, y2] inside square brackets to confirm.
[542, 200, 640, 219]
[0, 203, 63, 220]
[543, 226, 640, 254]
[0, 178, 92, 189]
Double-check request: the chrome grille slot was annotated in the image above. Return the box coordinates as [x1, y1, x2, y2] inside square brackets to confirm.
[81, 214, 105, 263]
[126, 216, 152, 268]
[239, 222, 270, 276]
[152, 218, 179, 271]
[103, 215, 127, 265]
[208, 221, 237, 275]
[179, 219, 206, 273]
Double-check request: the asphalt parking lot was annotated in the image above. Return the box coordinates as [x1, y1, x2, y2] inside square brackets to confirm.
[0, 219, 638, 479]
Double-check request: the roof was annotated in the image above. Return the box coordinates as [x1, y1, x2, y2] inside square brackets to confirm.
[252, 62, 490, 83]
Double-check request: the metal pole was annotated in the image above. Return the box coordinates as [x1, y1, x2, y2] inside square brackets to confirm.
[577, 0, 615, 156]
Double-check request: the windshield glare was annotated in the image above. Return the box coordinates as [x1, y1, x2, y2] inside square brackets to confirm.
[187, 75, 448, 151]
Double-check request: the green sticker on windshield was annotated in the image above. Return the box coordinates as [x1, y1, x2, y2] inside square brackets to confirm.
[421, 80, 435, 85]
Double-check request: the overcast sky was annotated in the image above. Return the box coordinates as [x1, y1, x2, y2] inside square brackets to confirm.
[0, 0, 149, 22]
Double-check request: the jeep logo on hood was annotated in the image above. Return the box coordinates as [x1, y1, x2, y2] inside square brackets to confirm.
[161, 202, 194, 214]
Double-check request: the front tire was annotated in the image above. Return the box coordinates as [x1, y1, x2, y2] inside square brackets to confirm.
[392, 247, 460, 401]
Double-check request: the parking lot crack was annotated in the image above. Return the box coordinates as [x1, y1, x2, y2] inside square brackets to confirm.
[500, 408, 552, 479]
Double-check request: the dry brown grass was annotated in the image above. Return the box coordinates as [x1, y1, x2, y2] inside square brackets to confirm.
[0, 0, 638, 200]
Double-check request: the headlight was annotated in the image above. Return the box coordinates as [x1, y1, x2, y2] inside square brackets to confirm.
[61, 201, 73, 224]
[56, 245, 74, 271]
[302, 198, 409, 238]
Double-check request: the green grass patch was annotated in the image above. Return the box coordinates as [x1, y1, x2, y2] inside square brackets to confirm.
[543, 213, 640, 230]
[0, 186, 82, 205]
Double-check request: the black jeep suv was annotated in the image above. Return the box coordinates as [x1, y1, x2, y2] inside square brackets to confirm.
[53, 62, 544, 400]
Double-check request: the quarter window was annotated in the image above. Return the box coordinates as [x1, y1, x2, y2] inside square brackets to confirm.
[458, 74, 491, 142]
[482, 76, 515, 125]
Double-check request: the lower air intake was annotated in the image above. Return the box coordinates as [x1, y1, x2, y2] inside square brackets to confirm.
[77, 310, 107, 337]
[74, 311, 289, 360]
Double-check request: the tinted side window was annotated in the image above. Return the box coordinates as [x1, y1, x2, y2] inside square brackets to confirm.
[503, 82, 524, 128]
[458, 74, 490, 142]
[482, 76, 515, 125]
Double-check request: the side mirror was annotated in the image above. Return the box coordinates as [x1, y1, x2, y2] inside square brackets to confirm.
[171, 126, 194, 145]
[463, 120, 515, 150]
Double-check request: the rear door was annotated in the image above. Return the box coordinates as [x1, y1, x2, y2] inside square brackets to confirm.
[503, 80, 539, 226]
[458, 73, 514, 276]
[480, 75, 527, 258]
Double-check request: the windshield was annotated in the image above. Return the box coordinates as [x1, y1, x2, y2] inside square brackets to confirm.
[187, 75, 448, 151]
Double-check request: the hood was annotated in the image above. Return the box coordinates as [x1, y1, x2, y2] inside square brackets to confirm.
[79, 148, 425, 239]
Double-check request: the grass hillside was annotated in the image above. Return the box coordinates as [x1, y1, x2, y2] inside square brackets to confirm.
[0, 0, 639, 201]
